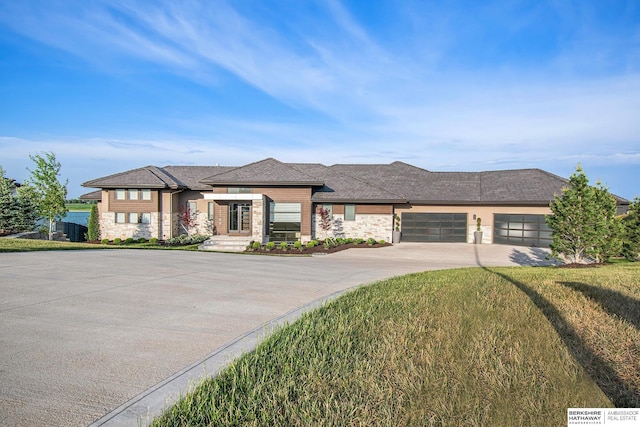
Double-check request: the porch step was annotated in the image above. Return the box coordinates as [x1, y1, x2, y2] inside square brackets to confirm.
[200, 235, 253, 252]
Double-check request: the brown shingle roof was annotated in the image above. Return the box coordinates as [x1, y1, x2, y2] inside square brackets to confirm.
[82, 166, 182, 189]
[200, 158, 324, 186]
[289, 163, 406, 203]
[82, 158, 628, 206]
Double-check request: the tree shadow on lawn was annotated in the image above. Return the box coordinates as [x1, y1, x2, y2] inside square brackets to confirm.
[484, 267, 639, 407]
[559, 281, 640, 330]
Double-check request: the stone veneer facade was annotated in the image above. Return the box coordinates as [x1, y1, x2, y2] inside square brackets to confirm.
[251, 198, 266, 244]
[313, 213, 393, 242]
[100, 212, 160, 241]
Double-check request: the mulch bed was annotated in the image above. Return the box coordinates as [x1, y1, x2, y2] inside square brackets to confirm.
[557, 262, 604, 269]
[246, 242, 392, 255]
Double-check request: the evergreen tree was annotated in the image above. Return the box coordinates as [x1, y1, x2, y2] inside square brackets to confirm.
[622, 197, 640, 261]
[546, 166, 621, 264]
[15, 184, 40, 232]
[0, 166, 18, 233]
[87, 203, 100, 241]
[593, 182, 623, 262]
[26, 152, 68, 240]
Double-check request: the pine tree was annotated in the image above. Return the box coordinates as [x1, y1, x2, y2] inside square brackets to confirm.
[87, 203, 100, 241]
[622, 197, 640, 261]
[0, 166, 18, 233]
[546, 166, 621, 264]
[593, 182, 623, 262]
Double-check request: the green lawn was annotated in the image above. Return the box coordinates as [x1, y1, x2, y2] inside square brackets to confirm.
[0, 239, 201, 252]
[152, 264, 640, 426]
[65, 203, 94, 211]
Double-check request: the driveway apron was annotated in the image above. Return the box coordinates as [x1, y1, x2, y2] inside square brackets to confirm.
[0, 244, 550, 426]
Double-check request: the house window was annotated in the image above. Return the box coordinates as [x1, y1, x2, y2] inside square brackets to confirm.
[141, 189, 151, 200]
[115, 212, 126, 223]
[345, 204, 356, 221]
[269, 202, 301, 242]
[128, 189, 138, 200]
[140, 213, 151, 224]
[323, 203, 333, 219]
[128, 213, 139, 223]
[208, 202, 214, 220]
[188, 201, 197, 214]
[228, 187, 252, 194]
[115, 189, 126, 200]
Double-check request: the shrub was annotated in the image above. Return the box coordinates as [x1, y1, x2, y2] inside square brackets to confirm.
[125, 237, 134, 244]
[113, 238, 122, 245]
[336, 237, 346, 245]
[324, 237, 338, 249]
[137, 237, 147, 243]
[279, 242, 289, 251]
[149, 237, 159, 245]
[379, 239, 386, 245]
[101, 238, 109, 244]
[346, 237, 354, 243]
[165, 234, 210, 246]
[354, 238, 365, 245]
[306, 241, 316, 249]
[252, 241, 261, 250]
[367, 238, 377, 246]
[294, 241, 303, 251]
[266, 242, 276, 251]
[87, 204, 100, 241]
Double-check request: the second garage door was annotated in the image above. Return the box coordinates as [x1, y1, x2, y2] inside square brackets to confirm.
[401, 213, 468, 242]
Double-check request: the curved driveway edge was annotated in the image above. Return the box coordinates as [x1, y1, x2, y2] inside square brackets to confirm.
[0, 243, 552, 426]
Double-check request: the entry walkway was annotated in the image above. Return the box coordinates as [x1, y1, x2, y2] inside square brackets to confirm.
[0, 244, 552, 426]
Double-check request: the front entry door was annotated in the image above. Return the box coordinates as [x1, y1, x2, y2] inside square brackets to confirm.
[229, 203, 251, 233]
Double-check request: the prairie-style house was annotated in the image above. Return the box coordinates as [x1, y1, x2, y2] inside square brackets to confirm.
[82, 158, 628, 249]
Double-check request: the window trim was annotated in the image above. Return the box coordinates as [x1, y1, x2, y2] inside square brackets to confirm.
[140, 213, 151, 224]
[115, 212, 126, 223]
[344, 204, 356, 221]
[141, 189, 152, 201]
[115, 189, 126, 200]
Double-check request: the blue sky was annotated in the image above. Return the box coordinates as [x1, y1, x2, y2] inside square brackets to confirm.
[1, 0, 639, 199]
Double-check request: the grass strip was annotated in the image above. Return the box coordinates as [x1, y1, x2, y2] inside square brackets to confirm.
[153, 264, 640, 426]
[0, 239, 201, 252]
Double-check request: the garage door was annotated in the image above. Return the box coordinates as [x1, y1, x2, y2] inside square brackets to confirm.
[401, 213, 468, 242]
[493, 214, 552, 247]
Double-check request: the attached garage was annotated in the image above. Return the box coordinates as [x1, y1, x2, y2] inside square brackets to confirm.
[493, 214, 552, 247]
[401, 213, 468, 242]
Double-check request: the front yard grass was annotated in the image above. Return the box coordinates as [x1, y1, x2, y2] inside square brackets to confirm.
[0, 239, 201, 252]
[152, 264, 639, 426]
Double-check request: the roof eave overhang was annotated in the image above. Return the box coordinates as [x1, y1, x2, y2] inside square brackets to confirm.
[202, 181, 324, 187]
[311, 197, 407, 204]
[408, 199, 551, 206]
[81, 183, 182, 190]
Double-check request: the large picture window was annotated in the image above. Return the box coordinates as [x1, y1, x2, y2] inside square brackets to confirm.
[269, 202, 301, 242]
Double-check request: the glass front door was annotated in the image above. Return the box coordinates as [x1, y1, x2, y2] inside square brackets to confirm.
[229, 203, 251, 233]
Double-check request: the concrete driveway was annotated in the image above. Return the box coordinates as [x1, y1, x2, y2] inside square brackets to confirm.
[0, 243, 551, 426]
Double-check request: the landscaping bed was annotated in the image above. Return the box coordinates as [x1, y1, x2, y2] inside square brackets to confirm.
[244, 237, 390, 255]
